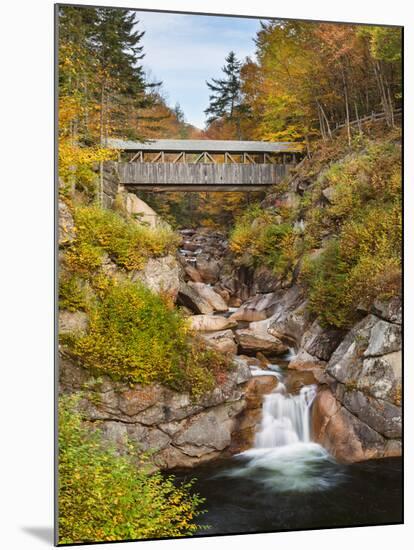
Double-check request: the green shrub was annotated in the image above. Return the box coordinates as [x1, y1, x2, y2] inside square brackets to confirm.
[301, 139, 401, 250]
[65, 205, 179, 276]
[65, 279, 232, 396]
[59, 274, 88, 312]
[229, 204, 300, 276]
[303, 203, 401, 328]
[58, 395, 205, 544]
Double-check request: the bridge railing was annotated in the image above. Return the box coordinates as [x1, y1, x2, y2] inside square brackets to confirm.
[117, 161, 293, 188]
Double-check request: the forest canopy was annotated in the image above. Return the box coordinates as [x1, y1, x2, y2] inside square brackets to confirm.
[58, 7, 402, 227]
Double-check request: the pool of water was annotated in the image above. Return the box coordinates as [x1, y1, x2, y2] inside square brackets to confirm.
[173, 456, 402, 535]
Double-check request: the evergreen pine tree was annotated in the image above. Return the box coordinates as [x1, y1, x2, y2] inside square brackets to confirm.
[204, 51, 244, 138]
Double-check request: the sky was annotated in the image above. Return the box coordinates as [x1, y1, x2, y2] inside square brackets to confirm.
[134, 11, 264, 130]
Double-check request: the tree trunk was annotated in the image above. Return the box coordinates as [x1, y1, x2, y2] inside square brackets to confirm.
[341, 67, 351, 146]
[373, 60, 392, 126]
[319, 101, 332, 139]
[317, 102, 326, 140]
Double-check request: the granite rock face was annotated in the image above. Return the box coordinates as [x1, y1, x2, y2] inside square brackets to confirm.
[189, 315, 237, 332]
[59, 355, 252, 469]
[235, 319, 289, 355]
[312, 300, 402, 463]
[201, 329, 238, 354]
[58, 199, 76, 246]
[132, 255, 181, 301]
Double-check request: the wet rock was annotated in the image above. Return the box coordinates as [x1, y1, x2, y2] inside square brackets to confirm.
[182, 241, 200, 252]
[188, 282, 228, 312]
[189, 315, 238, 332]
[230, 374, 278, 453]
[180, 229, 196, 236]
[246, 375, 278, 401]
[312, 388, 388, 463]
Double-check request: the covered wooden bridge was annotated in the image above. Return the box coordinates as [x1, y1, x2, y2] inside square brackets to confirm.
[106, 138, 301, 192]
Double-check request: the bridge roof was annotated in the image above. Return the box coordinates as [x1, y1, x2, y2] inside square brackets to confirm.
[107, 138, 300, 153]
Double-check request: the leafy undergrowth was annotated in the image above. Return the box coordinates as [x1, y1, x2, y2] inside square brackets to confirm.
[65, 204, 180, 275]
[58, 395, 206, 544]
[59, 202, 233, 397]
[63, 279, 233, 397]
[229, 131, 402, 328]
[229, 204, 299, 278]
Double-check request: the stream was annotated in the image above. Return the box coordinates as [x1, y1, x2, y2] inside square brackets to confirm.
[173, 360, 402, 534]
[174, 228, 403, 534]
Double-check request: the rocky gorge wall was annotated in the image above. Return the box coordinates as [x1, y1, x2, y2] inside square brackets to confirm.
[59, 199, 277, 469]
[175, 226, 402, 464]
[59, 184, 402, 468]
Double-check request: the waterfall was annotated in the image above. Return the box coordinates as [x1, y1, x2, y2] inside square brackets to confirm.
[254, 384, 317, 449]
[221, 370, 343, 492]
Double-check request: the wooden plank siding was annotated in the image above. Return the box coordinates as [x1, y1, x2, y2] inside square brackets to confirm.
[117, 161, 293, 191]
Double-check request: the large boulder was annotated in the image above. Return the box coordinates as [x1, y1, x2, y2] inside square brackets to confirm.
[184, 264, 203, 283]
[312, 388, 386, 463]
[124, 193, 160, 228]
[335, 386, 401, 439]
[166, 401, 246, 458]
[357, 351, 402, 405]
[230, 293, 279, 322]
[195, 256, 221, 284]
[188, 282, 228, 312]
[265, 286, 309, 344]
[326, 315, 378, 385]
[371, 296, 402, 324]
[316, 306, 402, 462]
[189, 315, 237, 332]
[251, 266, 280, 294]
[288, 349, 326, 372]
[363, 320, 401, 357]
[132, 255, 181, 300]
[201, 329, 238, 354]
[176, 282, 214, 314]
[300, 320, 345, 361]
[235, 319, 288, 354]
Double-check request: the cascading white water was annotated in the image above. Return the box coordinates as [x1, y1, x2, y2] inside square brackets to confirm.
[254, 383, 317, 449]
[223, 367, 343, 492]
